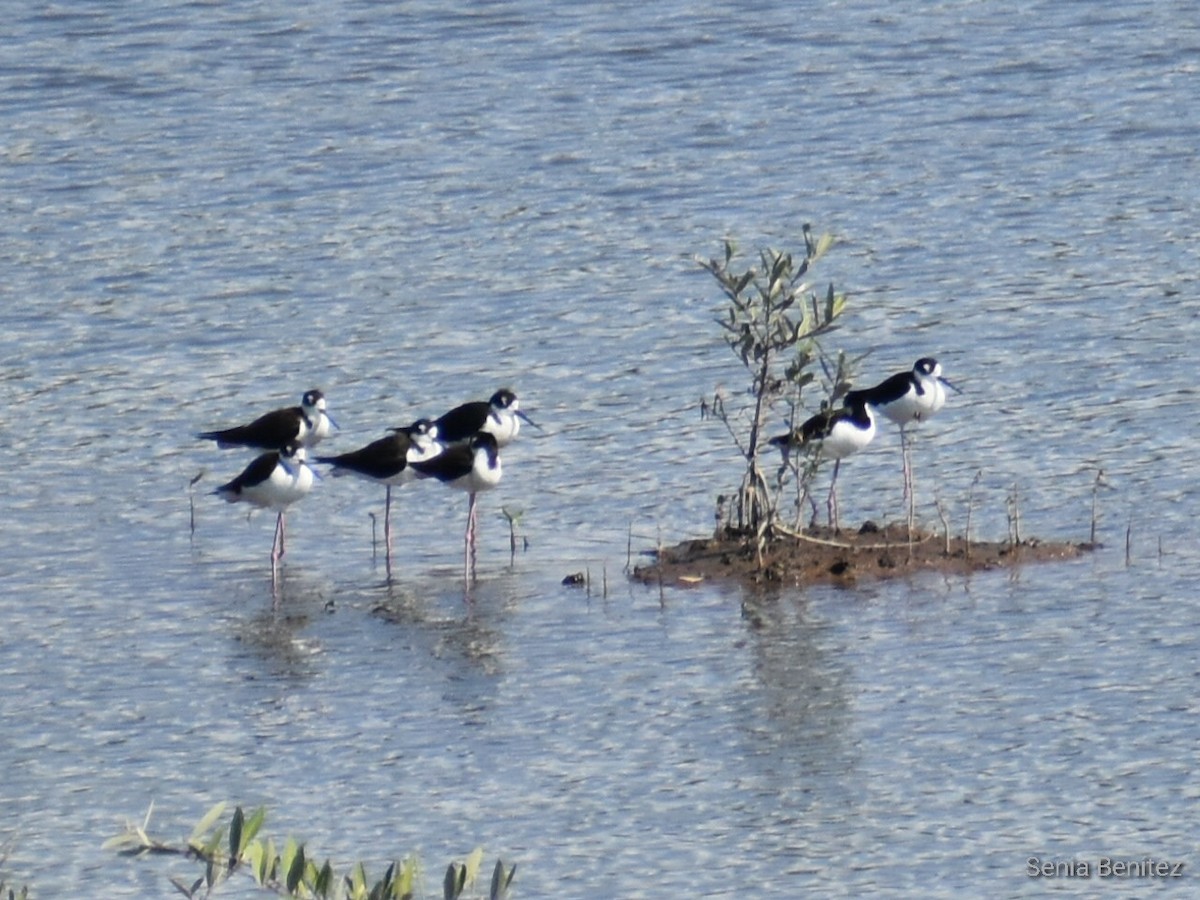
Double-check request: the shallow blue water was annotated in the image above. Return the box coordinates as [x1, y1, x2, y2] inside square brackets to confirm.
[1, 0, 1198, 895]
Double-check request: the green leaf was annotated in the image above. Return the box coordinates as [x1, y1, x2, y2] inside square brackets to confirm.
[444, 862, 465, 900]
[463, 848, 484, 890]
[240, 807, 266, 854]
[243, 841, 266, 885]
[811, 231, 836, 263]
[772, 252, 791, 284]
[371, 862, 396, 900]
[102, 828, 152, 856]
[830, 291, 847, 320]
[302, 858, 321, 895]
[189, 802, 227, 847]
[349, 860, 368, 893]
[396, 857, 417, 900]
[202, 825, 226, 861]
[281, 837, 298, 871]
[314, 860, 334, 897]
[285, 842, 306, 893]
[263, 837, 277, 884]
[489, 860, 517, 900]
[734, 270, 754, 296]
[228, 807, 243, 863]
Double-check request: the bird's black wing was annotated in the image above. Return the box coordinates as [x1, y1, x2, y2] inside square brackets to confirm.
[316, 433, 411, 480]
[218, 450, 280, 494]
[411, 442, 473, 483]
[198, 406, 304, 449]
[433, 401, 489, 444]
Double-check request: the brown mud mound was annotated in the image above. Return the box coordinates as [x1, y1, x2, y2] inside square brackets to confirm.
[633, 521, 1094, 589]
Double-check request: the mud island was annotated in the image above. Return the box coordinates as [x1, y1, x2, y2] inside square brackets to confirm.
[633, 521, 1093, 589]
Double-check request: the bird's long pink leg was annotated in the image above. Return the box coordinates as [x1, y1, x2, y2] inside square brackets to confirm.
[828, 460, 841, 533]
[272, 512, 286, 562]
[384, 485, 393, 559]
[899, 426, 915, 533]
[465, 492, 479, 585]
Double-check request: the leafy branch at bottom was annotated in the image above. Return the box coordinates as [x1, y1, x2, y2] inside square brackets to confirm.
[104, 802, 516, 900]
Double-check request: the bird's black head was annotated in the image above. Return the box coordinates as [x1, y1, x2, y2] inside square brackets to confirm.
[844, 389, 872, 410]
[470, 430, 501, 466]
[390, 418, 439, 441]
[490, 388, 518, 409]
[302, 388, 326, 408]
[913, 358, 941, 377]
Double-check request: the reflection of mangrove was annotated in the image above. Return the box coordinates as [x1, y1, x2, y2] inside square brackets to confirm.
[739, 594, 858, 792]
[106, 801, 516, 899]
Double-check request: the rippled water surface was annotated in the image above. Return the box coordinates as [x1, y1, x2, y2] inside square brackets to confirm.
[2, 1, 1198, 895]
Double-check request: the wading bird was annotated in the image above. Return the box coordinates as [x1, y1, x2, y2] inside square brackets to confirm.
[198, 388, 338, 450]
[769, 393, 876, 532]
[411, 432, 502, 586]
[844, 358, 959, 532]
[315, 419, 441, 558]
[431, 388, 539, 446]
[213, 442, 316, 572]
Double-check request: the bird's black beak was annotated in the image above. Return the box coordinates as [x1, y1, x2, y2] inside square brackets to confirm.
[517, 409, 543, 430]
[940, 377, 963, 395]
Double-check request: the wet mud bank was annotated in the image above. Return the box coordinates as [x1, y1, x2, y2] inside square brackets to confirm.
[633, 521, 1094, 589]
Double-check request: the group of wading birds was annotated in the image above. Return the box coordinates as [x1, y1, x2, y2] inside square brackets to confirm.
[199, 357, 956, 586]
[199, 388, 538, 585]
[766, 356, 960, 534]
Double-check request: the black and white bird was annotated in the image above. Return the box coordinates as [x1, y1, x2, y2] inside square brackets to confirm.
[411, 431, 502, 585]
[844, 358, 959, 530]
[431, 388, 538, 447]
[314, 419, 441, 557]
[198, 389, 338, 450]
[769, 393, 876, 532]
[213, 442, 316, 569]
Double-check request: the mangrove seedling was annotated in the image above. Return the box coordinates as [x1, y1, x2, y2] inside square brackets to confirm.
[698, 226, 847, 540]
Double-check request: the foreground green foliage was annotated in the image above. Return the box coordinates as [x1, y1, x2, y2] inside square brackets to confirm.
[105, 802, 516, 900]
[699, 226, 849, 538]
